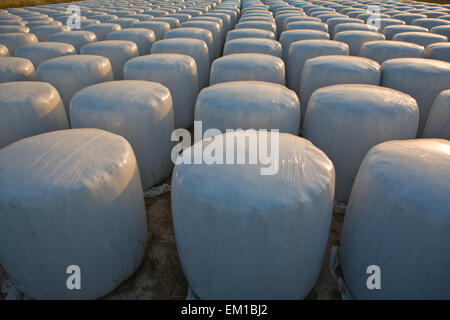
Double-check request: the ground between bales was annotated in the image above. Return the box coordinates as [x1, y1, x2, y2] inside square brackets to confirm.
[0, 190, 344, 300]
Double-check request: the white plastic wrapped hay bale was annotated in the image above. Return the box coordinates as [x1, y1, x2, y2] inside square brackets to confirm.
[340, 139, 450, 299]
[0, 81, 69, 148]
[431, 25, 450, 39]
[151, 38, 209, 89]
[287, 39, 349, 92]
[327, 17, 363, 37]
[48, 31, 97, 53]
[172, 132, 335, 299]
[412, 18, 450, 30]
[425, 42, 450, 63]
[223, 38, 282, 58]
[279, 29, 329, 62]
[195, 81, 300, 134]
[0, 56, 36, 82]
[165, 27, 214, 62]
[226, 28, 275, 41]
[423, 90, 450, 139]
[334, 30, 385, 56]
[235, 21, 277, 36]
[80, 40, 138, 80]
[0, 32, 37, 56]
[204, 12, 232, 32]
[37, 55, 114, 115]
[107, 28, 156, 55]
[377, 18, 406, 30]
[393, 31, 448, 48]
[0, 25, 29, 34]
[30, 25, 69, 41]
[104, 17, 139, 29]
[392, 13, 427, 24]
[299, 56, 381, 126]
[124, 54, 198, 129]
[383, 25, 428, 40]
[333, 22, 378, 35]
[181, 20, 222, 59]
[303, 84, 419, 202]
[210, 53, 285, 85]
[360, 40, 425, 64]
[70, 81, 174, 190]
[0, 43, 9, 56]
[0, 128, 147, 299]
[15, 42, 75, 68]
[130, 21, 170, 40]
[168, 13, 192, 24]
[83, 23, 122, 41]
[381, 58, 450, 136]
[286, 21, 328, 33]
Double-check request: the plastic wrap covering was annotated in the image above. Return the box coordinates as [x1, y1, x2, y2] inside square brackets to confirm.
[381, 58, 450, 136]
[83, 23, 122, 41]
[303, 84, 419, 202]
[80, 19, 101, 28]
[226, 28, 275, 41]
[0, 56, 36, 82]
[149, 17, 181, 29]
[235, 20, 277, 36]
[281, 16, 321, 35]
[48, 31, 98, 53]
[327, 18, 363, 37]
[215, 9, 238, 27]
[30, 25, 70, 41]
[70, 81, 174, 189]
[423, 89, 450, 139]
[191, 17, 225, 43]
[411, 18, 450, 29]
[334, 30, 385, 56]
[0, 25, 29, 33]
[151, 38, 209, 89]
[80, 40, 138, 80]
[210, 53, 285, 85]
[0, 43, 9, 56]
[0, 32, 37, 56]
[383, 25, 428, 40]
[359, 40, 425, 64]
[286, 21, 328, 33]
[279, 29, 329, 61]
[0, 128, 147, 299]
[172, 132, 335, 299]
[377, 18, 405, 30]
[124, 54, 198, 129]
[181, 21, 221, 59]
[195, 81, 300, 134]
[165, 27, 214, 63]
[104, 18, 139, 29]
[431, 25, 450, 39]
[205, 12, 233, 32]
[15, 42, 75, 68]
[287, 39, 349, 92]
[0, 81, 69, 148]
[392, 13, 427, 24]
[299, 56, 381, 126]
[340, 139, 450, 299]
[425, 42, 450, 63]
[37, 55, 114, 114]
[223, 38, 282, 58]
[107, 28, 156, 55]
[333, 23, 378, 36]
[168, 14, 192, 24]
[393, 31, 448, 48]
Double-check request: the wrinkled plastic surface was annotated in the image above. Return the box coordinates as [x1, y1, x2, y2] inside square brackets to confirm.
[334, 31, 385, 56]
[0, 81, 69, 148]
[83, 23, 122, 41]
[393, 31, 448, 48]
[0, 56, 36, 82]
[423, 89, 450, 139]
[30, 25, 70, 41]
[15, 42, 75, 68]
[172, 132, 335, 299]
[130, 21, 170, 40]
[383, 25, 427, 40]
[107, 28, 156, 55]
[165, 27, 214, 63]
[70, 81, 174, 189]
[0, 43, 9, 56]
[300, 56, 381, 126]
[37, 55, 114, 114]
[210, 53, 285, 85]
[381, 58, 450, 136]
[341, 139, 450, 299]
[223, 37, 282, 57]
[287, 39, 349, 91]
[303, 84, 419, 202]
[48, 31, 97, 53]
[359, 40, 425, 64]
[124, 53, 198, 129]
[425, 42, 450, 63]
[0, 128, 147, 299]
[80, 40, 138, 80]
[279, 29, 329, 61]
[0, 32, 38, 57]
[195, 81, 300, 134]
[151, 38, 209, 89]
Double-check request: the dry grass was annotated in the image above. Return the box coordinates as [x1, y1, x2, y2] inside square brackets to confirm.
[0, 0, 77, 9]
